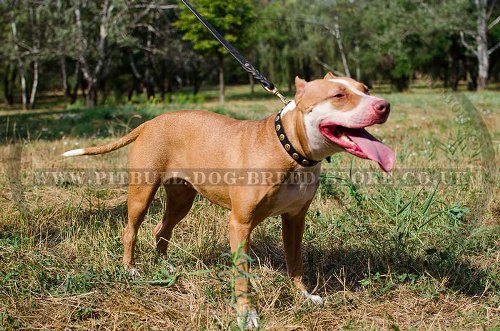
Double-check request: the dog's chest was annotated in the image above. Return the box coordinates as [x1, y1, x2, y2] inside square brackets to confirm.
[267, 169, 320, 216]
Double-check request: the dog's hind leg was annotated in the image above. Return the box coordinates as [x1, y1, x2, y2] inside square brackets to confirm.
[122, 182, 160, 277]
[154, 182, 197, 254]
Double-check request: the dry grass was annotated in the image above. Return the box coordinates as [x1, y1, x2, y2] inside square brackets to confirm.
[0, 85, 499, 330]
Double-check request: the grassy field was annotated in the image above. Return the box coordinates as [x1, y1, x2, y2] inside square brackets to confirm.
[0, 85, 499, 330]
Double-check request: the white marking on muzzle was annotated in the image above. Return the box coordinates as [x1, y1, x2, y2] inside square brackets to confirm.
[303, 95, 380, 160]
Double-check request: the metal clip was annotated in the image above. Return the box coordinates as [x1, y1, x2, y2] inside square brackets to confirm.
[264, 86, 289, 105]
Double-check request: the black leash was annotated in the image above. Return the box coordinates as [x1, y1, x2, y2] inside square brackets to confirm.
[180, 0, 288, 104]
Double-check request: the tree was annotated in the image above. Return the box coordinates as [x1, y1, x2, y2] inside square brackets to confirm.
[3, 0, 46, 109]
[42, 0, 83, 103]
[72, 0, 120, 107]
[460, 0, 500, 90]
[123, 2, 204, 101]
[250, 0, 326, 90]
[175, 0, 255, 103]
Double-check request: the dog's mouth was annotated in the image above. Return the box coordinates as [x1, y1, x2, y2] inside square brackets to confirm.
[319, 123, 395, 172]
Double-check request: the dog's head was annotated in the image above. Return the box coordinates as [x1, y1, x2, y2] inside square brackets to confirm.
[294, 72, 395, 172]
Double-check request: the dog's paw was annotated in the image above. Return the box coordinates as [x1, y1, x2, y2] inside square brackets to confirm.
[165, 263, 176, 273]
[237, 308, 260, 329]
[302, 290, 324, 305]
[127, 267, 141, 279]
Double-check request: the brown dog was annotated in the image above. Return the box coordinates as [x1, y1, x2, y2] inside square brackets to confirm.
[63, 72, 394, 328]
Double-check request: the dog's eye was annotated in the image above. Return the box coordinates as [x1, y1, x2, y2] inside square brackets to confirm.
[332, 93, 345, 99]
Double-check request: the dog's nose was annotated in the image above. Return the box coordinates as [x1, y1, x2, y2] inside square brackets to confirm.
[373, 100, 390, 115]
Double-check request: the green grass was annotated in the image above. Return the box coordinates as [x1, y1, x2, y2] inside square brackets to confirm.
[0, 85, 499, 330]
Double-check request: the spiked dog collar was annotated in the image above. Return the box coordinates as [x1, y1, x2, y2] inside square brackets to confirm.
[274, 105, 320, 167]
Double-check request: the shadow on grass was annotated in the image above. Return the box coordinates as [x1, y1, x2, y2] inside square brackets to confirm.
[250, 233, 493, 298]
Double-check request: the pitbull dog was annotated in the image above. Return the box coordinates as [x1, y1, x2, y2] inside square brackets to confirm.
[63, 72, 394, 328]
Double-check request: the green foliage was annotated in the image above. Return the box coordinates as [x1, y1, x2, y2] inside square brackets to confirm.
[175, 0, 255, 55]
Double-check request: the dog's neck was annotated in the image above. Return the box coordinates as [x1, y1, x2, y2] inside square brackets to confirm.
[279, 101, 312, 162]
[279, 101, 341, 162]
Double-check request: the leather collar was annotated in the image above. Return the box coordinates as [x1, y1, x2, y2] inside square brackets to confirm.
[274, 105, 320, 167]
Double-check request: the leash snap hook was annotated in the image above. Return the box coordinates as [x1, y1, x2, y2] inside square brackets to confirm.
[264, 86, 289, 105]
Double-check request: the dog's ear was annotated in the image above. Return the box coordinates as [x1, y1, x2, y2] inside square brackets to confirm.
[324, 72, 336, 80]
[294, 76, 307, 103]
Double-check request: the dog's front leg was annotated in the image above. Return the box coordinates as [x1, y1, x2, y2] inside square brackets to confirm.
[282, 210, 324, 305]
[229, 212, 259, 329]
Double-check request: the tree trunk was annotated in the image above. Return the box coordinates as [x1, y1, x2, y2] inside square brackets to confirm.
[476, 0, 489, 90]
[468, 66, 478, 91]
[128, 51, 155, 99]
[70, 62, 81, 104]
[128, 80, 138, 102]
[166, 75, 173, 103]
[60, 57, 71, 98]
[460, 0, 500, 90]
[333, 17, 350, 77]
[192, 72, 200, 95]
[100, 80, 108, 104]
[249, 73, 255, 94]
[11, 21, 28, 110]
[158, 61, 166, 101]
[3, 64, 15, 105]
[3, 66, 10, 105]
[27, 6, 40, 109]
[218, 54, 225, 104]
[74, 1, 110, 108]
[144, 64, 152, 99]
[159, 79, 166, 101]
[28, 60, 39, 109]
[354, 43, 361, 81]
[86, 84, 97, 107]
[9, 67, 16, 103]
[191, 63, 201, 95]
[19, 66, 28, 110]
[145, 30, 155, 100]
[81, 76, 87, 99]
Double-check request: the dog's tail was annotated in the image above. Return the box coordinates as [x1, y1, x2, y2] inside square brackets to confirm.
[62, 123, 146, 157]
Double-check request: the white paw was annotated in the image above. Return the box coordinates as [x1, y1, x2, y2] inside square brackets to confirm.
[237, 308, 260, 329]
[302, 290, 324, 305]
[127, 267, 141, 279]
[166, 263, 176, 273]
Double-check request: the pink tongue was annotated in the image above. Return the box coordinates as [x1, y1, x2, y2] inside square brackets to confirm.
[346, 129, 395, 172]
